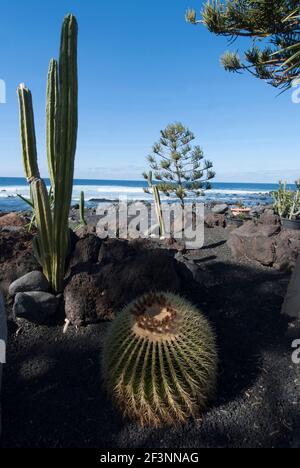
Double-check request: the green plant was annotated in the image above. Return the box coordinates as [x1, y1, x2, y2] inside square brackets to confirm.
[272, 180, 300, 220]
[16, 193, 35, 231]
[146, 123, 215, 209]
[17, 189, 54, 233]
[102, 292, 218, 427]
[79, 191, 87, 226]
[17, 193, 34, 210]
[17, 14, 78, 293]
[74, 191, 87, 231]
[143, 171, 165, 237]
[237, 212, 246, 221]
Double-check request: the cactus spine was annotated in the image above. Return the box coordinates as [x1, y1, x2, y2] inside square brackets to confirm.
[102, 292, 218, 427]
[17, 15, 78, 293]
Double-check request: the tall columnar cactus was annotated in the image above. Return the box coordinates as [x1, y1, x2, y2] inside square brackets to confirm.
[143, 171, 165, 237]
[102, 292, 218, 427]
[79, 191, 87, 226]
[17, 14, 78, 293]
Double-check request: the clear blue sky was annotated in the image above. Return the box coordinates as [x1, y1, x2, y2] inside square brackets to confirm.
[0, 0, 299, 183]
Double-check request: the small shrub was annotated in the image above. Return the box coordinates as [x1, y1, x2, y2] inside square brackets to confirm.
[272, 180, 300, 220]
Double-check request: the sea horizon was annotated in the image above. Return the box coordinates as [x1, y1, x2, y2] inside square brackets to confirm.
[0, 176, 285, 212]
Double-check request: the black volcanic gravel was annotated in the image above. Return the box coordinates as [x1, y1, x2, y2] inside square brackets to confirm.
[1, 226, 300, 448]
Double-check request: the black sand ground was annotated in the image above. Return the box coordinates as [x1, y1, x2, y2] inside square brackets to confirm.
[1, 226, 300, 448]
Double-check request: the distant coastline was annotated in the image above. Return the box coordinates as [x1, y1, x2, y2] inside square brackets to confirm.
[0, 176, 285, 212]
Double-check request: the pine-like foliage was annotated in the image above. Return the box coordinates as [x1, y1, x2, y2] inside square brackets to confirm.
[102, 292, 218, 427]
[144, 123, 215, 208]
[186, 1, 300, 89]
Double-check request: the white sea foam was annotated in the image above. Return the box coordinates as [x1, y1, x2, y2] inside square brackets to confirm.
[72, 185, 150, 201]
[96, 186, 144, 193]
[0, 184, 151, 201]
[208, 189, 270, 195]
[0, 186, 31, 198]
[0, 182, 273, 207]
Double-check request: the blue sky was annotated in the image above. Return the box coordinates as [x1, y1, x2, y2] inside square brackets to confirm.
[0, 0, 299, 183]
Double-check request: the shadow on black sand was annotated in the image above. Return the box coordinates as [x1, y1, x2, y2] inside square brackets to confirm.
[0, 260, 299, 448]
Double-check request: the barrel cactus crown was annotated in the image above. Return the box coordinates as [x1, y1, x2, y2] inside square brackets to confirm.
[102, 292, 218, 427]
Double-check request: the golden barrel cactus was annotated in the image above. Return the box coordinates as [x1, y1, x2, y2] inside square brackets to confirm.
[102, 292, 218, 427]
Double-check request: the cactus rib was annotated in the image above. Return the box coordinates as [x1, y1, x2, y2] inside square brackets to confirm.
[17, 84, 40, 181]
[53, 14, 78, 292]
[46, 59, 59, 190]
[17, 14, 78, 294]
[102, 292, 218, 427]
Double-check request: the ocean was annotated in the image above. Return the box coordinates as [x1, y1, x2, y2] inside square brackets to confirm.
[0, 177, 279, 212]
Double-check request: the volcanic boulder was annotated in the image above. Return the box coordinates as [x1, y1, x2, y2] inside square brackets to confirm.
[64, 238, 189, 326]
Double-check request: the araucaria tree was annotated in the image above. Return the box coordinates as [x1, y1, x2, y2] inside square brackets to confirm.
[186, 0, 300, 90]
[186, 1, 300, 320]
[144, 123, 215, 208]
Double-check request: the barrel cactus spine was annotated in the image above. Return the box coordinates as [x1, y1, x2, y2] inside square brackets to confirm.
[17, 14, 78, 293]
[102, 292, 218, 427]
